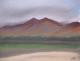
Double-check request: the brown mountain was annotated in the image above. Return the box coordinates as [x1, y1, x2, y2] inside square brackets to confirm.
[66, 22, 80, 28]
[0, 18, 80, 37]
[66, 22, 80, 34]
[55, 22, 80, 37]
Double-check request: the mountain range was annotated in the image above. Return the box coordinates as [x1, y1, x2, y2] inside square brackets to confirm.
[0, 18, 80, 37]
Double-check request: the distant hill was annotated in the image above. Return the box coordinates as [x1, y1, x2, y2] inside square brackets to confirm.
[0, 18, 80, 37]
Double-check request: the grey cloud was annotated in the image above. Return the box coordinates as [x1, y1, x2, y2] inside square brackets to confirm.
[0, 0, 80, 26]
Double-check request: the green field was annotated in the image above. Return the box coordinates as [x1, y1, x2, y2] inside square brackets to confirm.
[0, 44, 80, 49]
[0, 44, 80, 58]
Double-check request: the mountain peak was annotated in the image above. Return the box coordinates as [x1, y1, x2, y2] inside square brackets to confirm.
[1, 17, 80, 36]
[40, 17, 61, 26]
[23, 18, 39, 25]
[67, 22, 80, 27]
[28, 18, 39, 22]
[40, 17, 53, 21]
[30, 18, 38, 20]
[40, 17, 50, 20]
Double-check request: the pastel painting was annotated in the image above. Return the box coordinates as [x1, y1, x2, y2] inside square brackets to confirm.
[0, 0, 80, 61]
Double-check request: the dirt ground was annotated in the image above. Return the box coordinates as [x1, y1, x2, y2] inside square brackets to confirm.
[0, 48, 80, 61]
[0, 48, 80, 58]
[0, 51, 80, 61]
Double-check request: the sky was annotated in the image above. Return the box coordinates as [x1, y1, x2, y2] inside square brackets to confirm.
[0, 0, 80, 26]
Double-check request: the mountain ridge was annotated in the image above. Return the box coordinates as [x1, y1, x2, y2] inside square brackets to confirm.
[0, 17, 80, 37]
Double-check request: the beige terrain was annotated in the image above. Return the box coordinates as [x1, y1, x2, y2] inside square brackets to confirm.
[0, 51, 80, 61]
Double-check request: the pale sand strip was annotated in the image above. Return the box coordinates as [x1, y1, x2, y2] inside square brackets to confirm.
[0, 52, 80, 61]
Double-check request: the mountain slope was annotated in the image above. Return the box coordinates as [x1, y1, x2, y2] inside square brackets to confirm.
[0, 18, 80, 37]
[54, 22, 80, 37]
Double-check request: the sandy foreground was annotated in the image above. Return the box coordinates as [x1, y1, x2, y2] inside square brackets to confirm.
[0, 51, 80, 61]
